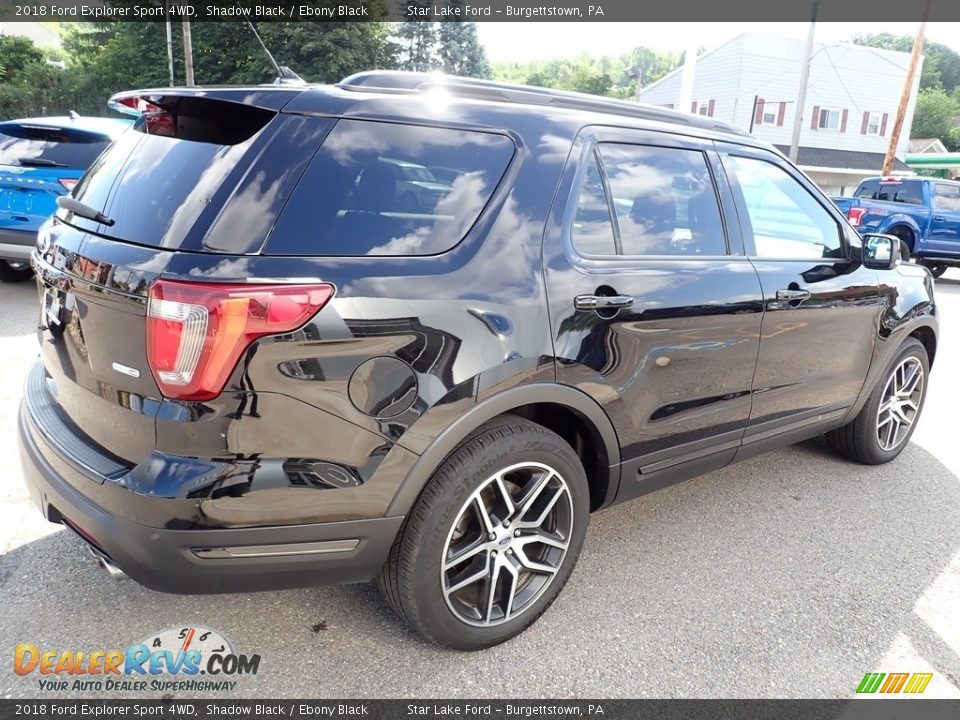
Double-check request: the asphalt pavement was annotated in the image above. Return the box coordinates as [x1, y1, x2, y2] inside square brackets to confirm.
[1, 272, 958, 699]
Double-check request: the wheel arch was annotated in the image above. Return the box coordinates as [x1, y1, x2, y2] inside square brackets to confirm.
[910, 323, 937, 367]
[387, 384, 622, 517]
[879, 216, 922, 251]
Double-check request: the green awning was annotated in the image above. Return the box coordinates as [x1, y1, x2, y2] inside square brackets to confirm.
[905, 153, 960, 168]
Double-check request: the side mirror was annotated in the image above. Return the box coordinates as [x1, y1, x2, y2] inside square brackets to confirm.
[862, 233, 900, 270]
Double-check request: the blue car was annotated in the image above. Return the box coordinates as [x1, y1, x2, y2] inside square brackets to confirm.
[0, 115, 130, 282]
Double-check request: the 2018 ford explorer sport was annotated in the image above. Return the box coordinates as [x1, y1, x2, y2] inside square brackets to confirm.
[19, 72, 937, 650]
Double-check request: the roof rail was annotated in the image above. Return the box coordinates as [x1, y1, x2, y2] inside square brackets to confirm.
[337, 71, 751, 138]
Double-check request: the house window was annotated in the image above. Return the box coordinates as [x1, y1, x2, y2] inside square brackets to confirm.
[818, 108, 841, 130]
[691, 100, 715, 117]
[754, 99, 785, 127]
[861, 111, 887, 136]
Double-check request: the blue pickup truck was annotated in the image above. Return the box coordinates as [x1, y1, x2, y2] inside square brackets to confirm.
[833, 176, 960, 278]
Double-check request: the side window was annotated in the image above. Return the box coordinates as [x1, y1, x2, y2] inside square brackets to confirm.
[571, 151, 617, 256]
[265, 120, 515, 256]
[933, 183, 960, 211]
[596, 143, 727, 256]
[726, 155, 843, 259]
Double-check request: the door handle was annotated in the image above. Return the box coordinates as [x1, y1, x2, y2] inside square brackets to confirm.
[574, 294, 634, 311]
[934, 215, 947, 221]
[775, 288, 811, 303]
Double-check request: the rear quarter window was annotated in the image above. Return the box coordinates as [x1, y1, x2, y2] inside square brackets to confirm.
[0, 124, 111, 169]
[264, 120, 515, 256]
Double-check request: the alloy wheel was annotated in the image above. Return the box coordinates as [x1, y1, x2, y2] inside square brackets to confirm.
[441, 461, 573, 627]
[876, 357, 924, 452]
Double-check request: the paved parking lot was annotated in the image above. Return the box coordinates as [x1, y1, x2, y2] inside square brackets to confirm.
[1, 272, 959, 699]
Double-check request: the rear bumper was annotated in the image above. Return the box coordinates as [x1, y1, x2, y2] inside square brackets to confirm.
[18, 377, 404, 594]
[0, 227, 36, 260]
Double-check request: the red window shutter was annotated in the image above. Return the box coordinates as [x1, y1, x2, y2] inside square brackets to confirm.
[707, 99, 715, 117]
[776, 102, 786, 126]
[861, 111, 870, 134]
[811, 106, 820, 130]
[880, 113, 889, 136]
[754, 98, 764, 124]
[691, 101, 697, 113]
[840, 109, 849, 132]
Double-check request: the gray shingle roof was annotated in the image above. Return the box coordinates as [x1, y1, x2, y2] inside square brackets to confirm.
[774, 145, 910, 172]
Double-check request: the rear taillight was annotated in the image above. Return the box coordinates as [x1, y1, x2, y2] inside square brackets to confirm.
[847, 207, 866, 227]
[58, 178, 78, 192]
[146, 280, 334, 401]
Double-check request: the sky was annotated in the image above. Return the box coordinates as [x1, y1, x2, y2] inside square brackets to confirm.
[478, 22, 960, 64]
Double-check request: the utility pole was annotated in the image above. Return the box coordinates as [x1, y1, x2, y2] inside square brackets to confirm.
[164, 0, 175, 85]
[882, 0, 931, 176]
[789, 0, 818, 162]
[182, 20, 195, 87]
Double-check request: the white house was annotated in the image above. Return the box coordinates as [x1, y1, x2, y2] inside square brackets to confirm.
[636, 33, 920, 195]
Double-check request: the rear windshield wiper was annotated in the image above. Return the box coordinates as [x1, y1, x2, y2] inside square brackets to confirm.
[57, 196, 115, 226]
[18, 157, 68, 168]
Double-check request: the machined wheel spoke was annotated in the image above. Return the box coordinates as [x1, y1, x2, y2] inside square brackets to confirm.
[515, 529, 569, 552]
[500, 561, 520, 621]
[493, 475, 516, 517]
[900, 364, 921, 395]
[473, 496, 496, 535]
[483, 561, 503, 623]
[513, 546, 559, 576]
[884, 417, 898, 448]
[446, 556, 490, 595]
[445, 539, 489, 571]
[892, 404, 913, 426]
[516, 484, 565, 529]
[514, 469, 554, 520]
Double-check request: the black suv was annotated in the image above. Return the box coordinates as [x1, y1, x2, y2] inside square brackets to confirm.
[19, 72, 937, 650]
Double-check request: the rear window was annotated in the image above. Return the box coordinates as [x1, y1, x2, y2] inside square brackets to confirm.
[67, 97, 277, 250]
[0, 124, 111, 169]
[264, 120, 515, 256]
[855, 179, 924, 205]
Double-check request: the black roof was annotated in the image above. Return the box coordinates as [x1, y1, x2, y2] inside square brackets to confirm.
[774, 145, 910, 172]
[110, 72, 757, 145]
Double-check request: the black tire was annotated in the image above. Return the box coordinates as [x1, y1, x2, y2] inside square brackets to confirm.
[887, 226, 915, 259]
[927, 264, 948, 278]
[377, 415, 589, 650]
[0, 260, 33, 283]
[826, 338, 928, 465]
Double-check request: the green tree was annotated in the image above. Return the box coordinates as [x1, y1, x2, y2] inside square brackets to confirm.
[437, 20, 491, 78]
[396, 16, 437, 72]
[0, 35, 44, 82]
[854, 33, 960, 93]
[910, 88, 959, 140]
[493, 47, 683, 98]
[944, 126, 960, 152]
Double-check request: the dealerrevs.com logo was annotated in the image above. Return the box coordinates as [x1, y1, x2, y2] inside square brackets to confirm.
[14, 626, 260, 693]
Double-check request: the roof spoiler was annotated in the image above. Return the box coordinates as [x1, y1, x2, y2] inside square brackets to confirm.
[107, 87, 303, 117]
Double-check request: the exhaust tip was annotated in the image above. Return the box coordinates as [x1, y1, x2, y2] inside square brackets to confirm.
[88, 547, 127, 581]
